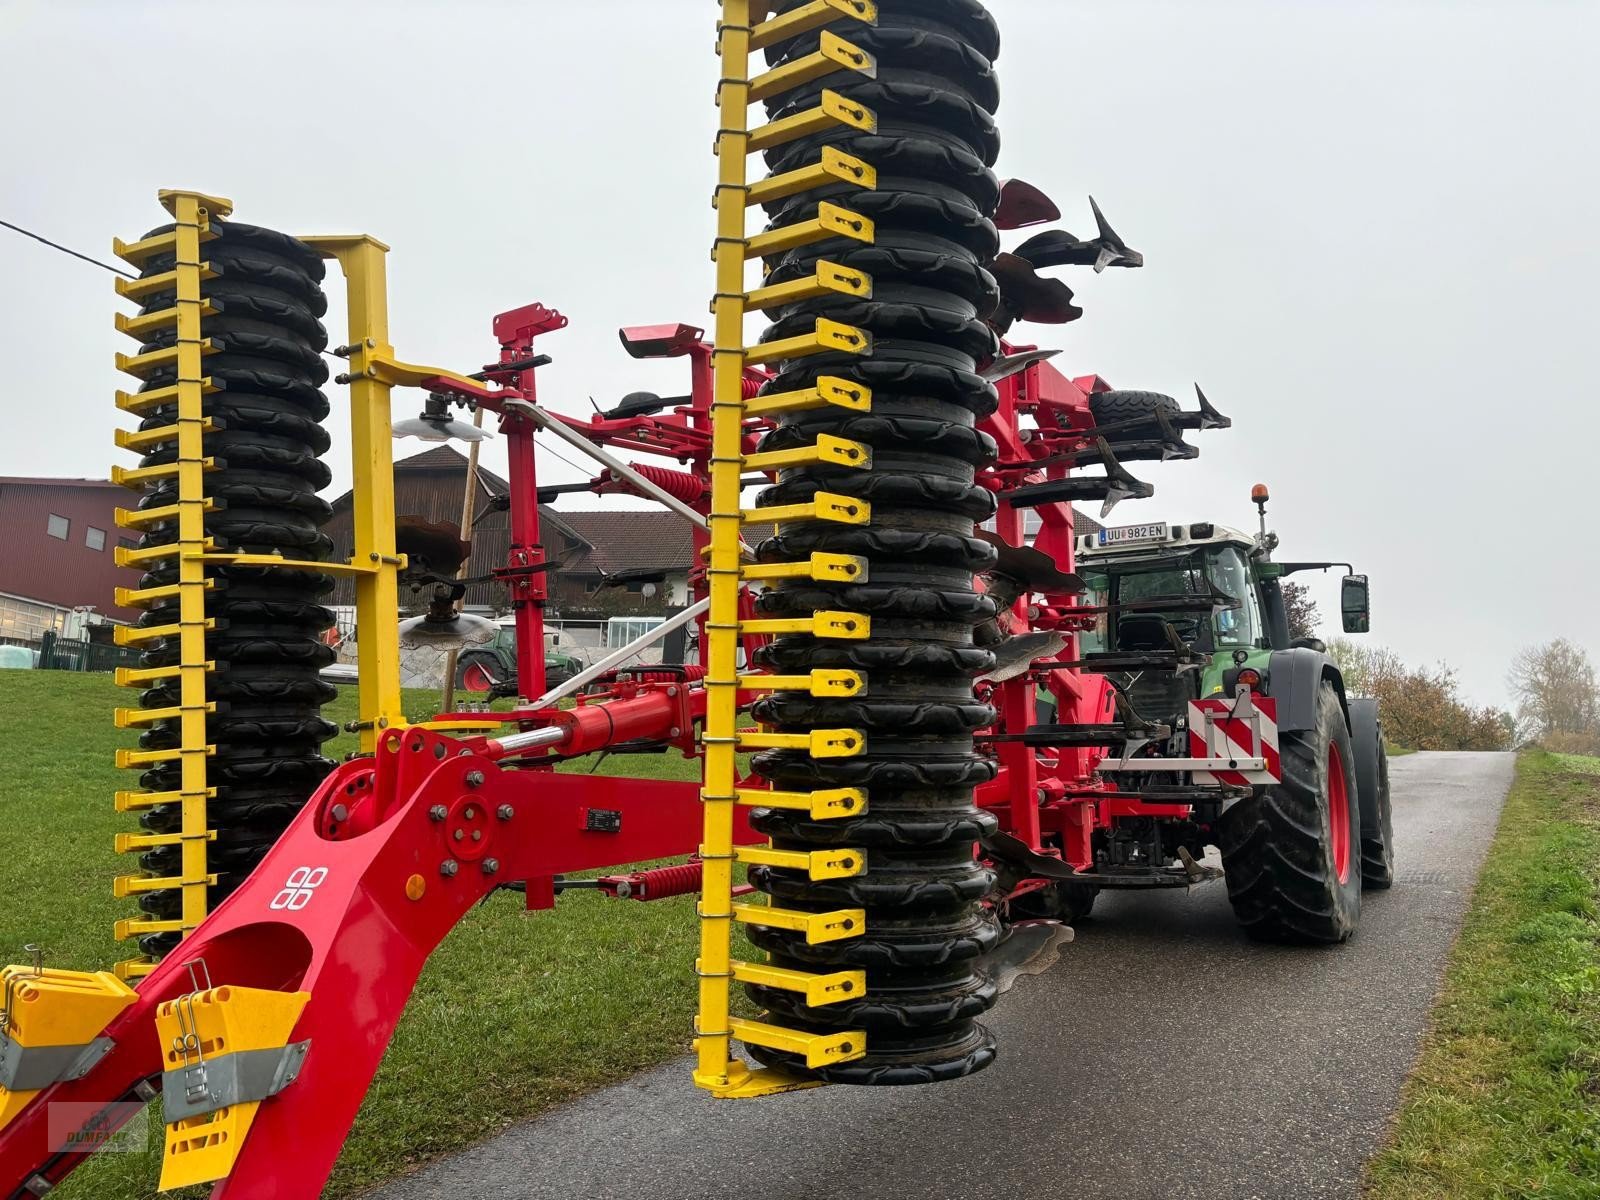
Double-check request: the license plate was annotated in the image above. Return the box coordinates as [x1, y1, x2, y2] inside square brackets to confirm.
[1098, 522, 1169, 546]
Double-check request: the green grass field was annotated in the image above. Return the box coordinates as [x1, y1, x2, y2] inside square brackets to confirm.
[0, 670, 722, 1198]
[1365, 751, 1600, 1199]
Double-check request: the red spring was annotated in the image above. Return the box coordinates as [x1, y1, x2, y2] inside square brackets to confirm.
[625, 860, 703, 899]
[741, 375, 765, 400]
[627, 462, 706, 503]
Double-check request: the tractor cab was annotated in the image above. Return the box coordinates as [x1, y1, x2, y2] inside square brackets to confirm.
[1073, 488, 1373, 727]
[1075, 522, 1264, 658]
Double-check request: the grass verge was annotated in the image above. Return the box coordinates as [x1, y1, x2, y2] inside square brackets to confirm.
[0, 671, 724, 1198]
[1364, 750, 1600, 1199]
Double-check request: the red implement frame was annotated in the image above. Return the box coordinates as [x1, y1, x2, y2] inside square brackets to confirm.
[0, 307, 1186, 1198]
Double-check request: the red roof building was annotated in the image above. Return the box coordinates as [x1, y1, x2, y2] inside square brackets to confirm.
[0, 476, 138, 643]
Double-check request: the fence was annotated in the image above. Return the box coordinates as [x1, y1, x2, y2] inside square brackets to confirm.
[36, 631, 140, 673]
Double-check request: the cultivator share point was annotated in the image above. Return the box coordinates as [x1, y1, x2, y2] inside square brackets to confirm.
[0, 4, 1391, 1195]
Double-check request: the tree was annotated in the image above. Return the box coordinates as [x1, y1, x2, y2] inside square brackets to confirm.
[1326, 639, 1513, 752]
[1507, 638, 1600, 741]
[1281, 580, 1320, 641]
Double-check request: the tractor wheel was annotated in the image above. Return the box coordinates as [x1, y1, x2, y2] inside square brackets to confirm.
[456, 653, 502, 695]
[1348, 697, 1395, 889]
[1219, 682, 1362, 943]
[1089, 390, 1179, 439]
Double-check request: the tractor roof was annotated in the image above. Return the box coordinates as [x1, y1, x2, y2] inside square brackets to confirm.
[1075, 520, 1257, 562]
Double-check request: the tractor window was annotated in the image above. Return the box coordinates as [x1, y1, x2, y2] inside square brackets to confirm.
[1077, 558, 1211, 654]
[1077, 546, 1261, 654]
[1205, 546, 1260, 649]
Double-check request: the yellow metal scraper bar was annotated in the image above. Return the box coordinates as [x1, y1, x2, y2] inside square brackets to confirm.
[738, 727, 865, 757]
[746, 261, 872, 313]
[739, 609, 870, 638]
[747, 89, 876, 154]
[736, 669, 865, 696]
[744, 318, 872, 365]
[733, 902, 866, 943]
[729, 1018, 866, 1069]
[735, 844, 865, 879]
[744, 490, 870, 525]
[742, 375, 872, 418]
[743, 147, 877, 208]
[748, 30, 876, 104]
[743, 433, 871, 472]
[730, 961, 866, 1006]
[740, 552, 867, 583]
[736, 785, 867, 819]
[744, 202, 874, 259]
[750, 0, 877, 53]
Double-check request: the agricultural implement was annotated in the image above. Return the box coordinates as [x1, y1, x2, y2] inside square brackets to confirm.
[0, 1, 1386, 1195]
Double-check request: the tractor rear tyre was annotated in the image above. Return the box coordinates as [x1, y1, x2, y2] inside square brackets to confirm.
[1219, 682, 1362, 943]
[1348, 697, 1395, 889]
[456, 652, 502, 695]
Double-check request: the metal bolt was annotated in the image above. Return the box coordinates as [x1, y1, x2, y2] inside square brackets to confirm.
[429, 805, 448, 822]
[331, 804, 349, 822]
[465, 770, 485, 788]
[497, 804, 514, 820]
[463, 806, 477, 820]
[453, 829, 464, 842]
[667, 686, 679, 698]
[669, 727, 682, 738]
[334, 372, 353, 385]
[439, 860, 459, 877]
[481, 858, 500, 875]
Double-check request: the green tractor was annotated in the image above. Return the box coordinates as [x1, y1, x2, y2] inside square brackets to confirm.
[455, 623, 586, 698]
[1071, 483, 1393, 942]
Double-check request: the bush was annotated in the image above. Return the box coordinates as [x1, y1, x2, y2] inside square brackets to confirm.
[1327, 639, 1514, 751]
[1538, 730, 1600, 757]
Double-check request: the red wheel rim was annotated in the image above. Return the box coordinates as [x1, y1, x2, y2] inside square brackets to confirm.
[461, 662, 493, 693]
[1327, 739, 1352, 884]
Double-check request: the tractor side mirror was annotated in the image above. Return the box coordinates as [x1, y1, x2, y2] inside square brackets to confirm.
[1341, 574, 1371, 634]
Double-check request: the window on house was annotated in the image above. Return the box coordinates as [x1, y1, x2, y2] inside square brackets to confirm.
[85, 526, 106, 551]
[47, 514, 69, 540]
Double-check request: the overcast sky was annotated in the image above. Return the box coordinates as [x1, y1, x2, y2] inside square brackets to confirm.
[2, 0, 1595, 708]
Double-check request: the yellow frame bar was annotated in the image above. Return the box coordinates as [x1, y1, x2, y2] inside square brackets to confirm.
[299, 235, 407, 752]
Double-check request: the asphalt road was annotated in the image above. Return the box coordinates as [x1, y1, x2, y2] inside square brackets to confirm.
[377, 751, 1515, 1200]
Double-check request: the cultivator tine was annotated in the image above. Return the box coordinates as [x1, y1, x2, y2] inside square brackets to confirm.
[1096, 441, 1156, 517]
[981, 347, 1062, 383]
[1087, 195, 1144, 272]
[1152, 408, 1200, 461]
[1012, 197, 1144, 273]
[1001, 439, 1156, 516]
[1191, 383, 1232, 430]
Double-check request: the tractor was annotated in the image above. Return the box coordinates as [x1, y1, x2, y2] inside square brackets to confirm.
[1048, 484, 1395, 941]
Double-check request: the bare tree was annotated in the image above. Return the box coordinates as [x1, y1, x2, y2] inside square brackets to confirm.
[1507, 638, 1600, 739]
[1281, 580, 1320, 641]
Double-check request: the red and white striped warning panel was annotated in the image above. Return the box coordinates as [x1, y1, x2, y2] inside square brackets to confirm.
[1187, 696, 1281, 786]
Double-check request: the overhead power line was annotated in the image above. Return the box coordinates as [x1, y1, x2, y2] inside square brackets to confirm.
[0, 218, 135, 279]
